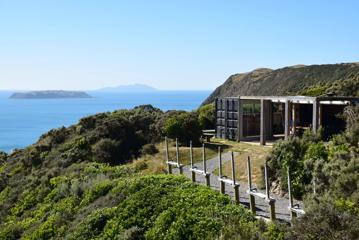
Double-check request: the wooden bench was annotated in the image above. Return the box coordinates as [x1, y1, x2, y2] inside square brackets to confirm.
[202, 129, 215, 142]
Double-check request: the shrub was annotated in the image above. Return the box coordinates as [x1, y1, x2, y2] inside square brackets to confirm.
[163, 112, 201, 145]
[0, 223, 23, 240]
[93, 138, 121, 165]
[68, 207, 116, 240]
[290, 195, 359, 239]
[140, 143, 158, 155]
[197, 104, 215, 130]
[267, 137, 310, 198]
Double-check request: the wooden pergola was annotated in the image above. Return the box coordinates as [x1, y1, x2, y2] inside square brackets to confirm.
[215, 96, 359, 145]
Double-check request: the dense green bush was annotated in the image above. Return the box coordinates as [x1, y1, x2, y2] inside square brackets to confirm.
[289, 195, 359, 240]
[92, 138, 122, 165]
[197, 103, 215, 130]
[163, 112, 202, 145]
[140, 143, 158, 155]
[266, 106, 359, 238]
[299, 74, 359, 97]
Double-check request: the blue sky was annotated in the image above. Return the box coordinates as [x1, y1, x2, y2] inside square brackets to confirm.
[0, 0, 358, 90]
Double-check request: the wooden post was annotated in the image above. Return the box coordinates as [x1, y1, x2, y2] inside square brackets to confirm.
[190, 141, 195, 182]
[218, 146, 225, 194]
[260, 99, 266, 145]
[292, 103, 296, 135]
[165, 137, 172, 174]
[288, 167, 297, 219]
[234, 184, 240, 205]
[265, 163, 276, 221]
[176, 138, 184, 174]
[175, 138, 179, 165]
[247, 156, 256, 214]
[202, 144, 206, 173]
[247, 156, 252, 190]
[237, 98, 243, 142]
[265, 163, 270, 200]
[203, 144, 210, 186]
[224, 99, 228, 139]
[231, 152, 240, 204]
[215, 98, 218, 138]
[312, 98, 319, 133]
[269, 200, 276, 221]
[284, 100, 291, 140]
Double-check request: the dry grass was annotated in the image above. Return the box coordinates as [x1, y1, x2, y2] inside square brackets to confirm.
[133, 140, 218, 175]
[130, 139, 271, 188]
[212, 138, 272, 188]
[164, 139, 218, 165]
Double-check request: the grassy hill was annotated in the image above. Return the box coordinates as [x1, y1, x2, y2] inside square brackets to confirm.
[203, 62, 359, 105]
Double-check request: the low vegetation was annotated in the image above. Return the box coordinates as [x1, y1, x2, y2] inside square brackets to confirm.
[1, 99, 359, 239]
[266, 106, 359, 239]
[1, 103, 284, 239]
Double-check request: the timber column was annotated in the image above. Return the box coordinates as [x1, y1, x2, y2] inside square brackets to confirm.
[224, 99, 228, 139]
[312, 98, 320, 133]
[260, 99, 271, 145]
[284, 100, 292, 140]
[237, 98, 243, 142]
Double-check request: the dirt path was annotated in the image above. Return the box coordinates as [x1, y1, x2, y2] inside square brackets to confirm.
[172, 151, 303, 222]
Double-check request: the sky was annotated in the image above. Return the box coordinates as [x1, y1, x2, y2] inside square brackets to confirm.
[0, 1, 358, 91]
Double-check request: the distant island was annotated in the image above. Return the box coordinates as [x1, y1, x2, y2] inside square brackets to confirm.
[95, 83, 157, 92]
[9, 90, 93, 99]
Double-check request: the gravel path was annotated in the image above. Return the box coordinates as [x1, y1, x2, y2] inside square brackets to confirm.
[172, 151, 304, 222]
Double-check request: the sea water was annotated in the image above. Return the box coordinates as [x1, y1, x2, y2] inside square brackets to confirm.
[0, 91, 210, 152]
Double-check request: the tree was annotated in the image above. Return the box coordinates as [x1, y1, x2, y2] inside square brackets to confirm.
[163, 112, 202, 145]
[197, 104, 215, 130]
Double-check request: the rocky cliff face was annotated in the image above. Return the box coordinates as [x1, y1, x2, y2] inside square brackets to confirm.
[202, 63, 359, 105]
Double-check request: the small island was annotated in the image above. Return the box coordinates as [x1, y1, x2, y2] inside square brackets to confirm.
[9, 90, 93, 99]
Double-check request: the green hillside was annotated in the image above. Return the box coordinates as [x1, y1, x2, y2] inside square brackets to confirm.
[0, 101, 358, 239]
[0, 105, 279, 239]
[203, 62, 359, 105]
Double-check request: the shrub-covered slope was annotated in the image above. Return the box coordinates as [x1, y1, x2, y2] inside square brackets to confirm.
[203, 62, 359, 105]
[266, 106, 359, 239]
[1, 104, 279, 239]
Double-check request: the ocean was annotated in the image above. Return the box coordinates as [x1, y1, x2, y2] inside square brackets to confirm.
[0, 91, 210, 153]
